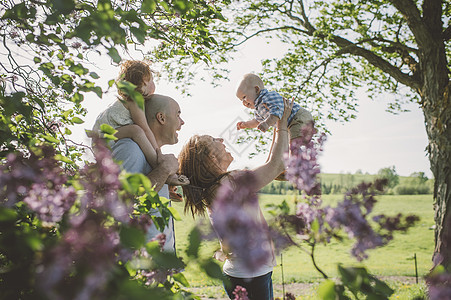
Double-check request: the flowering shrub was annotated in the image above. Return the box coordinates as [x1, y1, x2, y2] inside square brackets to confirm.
[425, 264, 451, 300]
[0, 141, 190, 299]
[232, 285, 249, 300]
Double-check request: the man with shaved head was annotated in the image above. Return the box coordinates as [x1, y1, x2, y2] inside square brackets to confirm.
[112, 94, 185, 252]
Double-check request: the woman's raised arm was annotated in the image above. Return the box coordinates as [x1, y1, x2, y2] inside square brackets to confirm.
[251, 97, 293, 191]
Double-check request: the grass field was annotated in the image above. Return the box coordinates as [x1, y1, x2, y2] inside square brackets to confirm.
[172, 193, 434, 298]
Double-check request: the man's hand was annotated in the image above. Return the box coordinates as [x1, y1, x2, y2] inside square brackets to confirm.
[146, 148, 181, 192]
[257, 121, 270, 132]
[156, 148, 179, 176]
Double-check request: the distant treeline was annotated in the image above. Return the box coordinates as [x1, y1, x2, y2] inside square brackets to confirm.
[260, 167, 434, 195]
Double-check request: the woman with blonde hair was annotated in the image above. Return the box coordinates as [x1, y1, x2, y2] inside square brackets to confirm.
[178, 98, 293, 300]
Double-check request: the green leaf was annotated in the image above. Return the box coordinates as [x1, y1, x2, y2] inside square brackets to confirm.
[25, 235, 43, 251]
[62, 109, 72, 118]
[71, 92, 84, 103]
[146, 241, 185, 269]
[167, 206, 181, 221]
[69, 64, 88, 75]
[53, 0, 76, 14]
[0, 207, 18, 222]
[186, 227, 201, 258]
[200, 259, 223, 280]
[318, 279, 336, 300]
[173, 273, 190, 287]
[130, 27, 146, 44]
[42, 134, 59, 144]
[89, 72, 100, 79]
[131, 92, 145, 110]
[120, 225, 146, 249]
[122, 173, 145, 194]
[54, 154, 74, 164]
[138, 173, 153, 191]
[100, 123, 117, 135]
[108, 46, 121, 63]
[71, 117, 84, 124]
[141, 0, 156, 13]
[311, 218, 320, 233]
[103, 133, 117, 141]
[33, 57, 41, 63]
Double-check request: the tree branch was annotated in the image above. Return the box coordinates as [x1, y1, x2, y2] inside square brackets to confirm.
[222, 25, 309, 48]
[388, 0, 435, 48]
[281, 0, 315, 34]
[331, 35, 422, 91]
[422, 0, 443, 40]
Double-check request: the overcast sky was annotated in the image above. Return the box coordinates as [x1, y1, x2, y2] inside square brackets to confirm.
[71, 38, 432, 178]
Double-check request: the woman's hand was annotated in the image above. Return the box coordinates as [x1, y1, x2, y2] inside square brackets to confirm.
[278, 97, 295, 130]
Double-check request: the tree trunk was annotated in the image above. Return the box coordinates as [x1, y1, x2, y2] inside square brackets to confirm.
[421, 45, 451, 271]
[427, 85, 451, 271]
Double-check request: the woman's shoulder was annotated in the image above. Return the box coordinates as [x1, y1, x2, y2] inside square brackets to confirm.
[219, 170, 251, 185]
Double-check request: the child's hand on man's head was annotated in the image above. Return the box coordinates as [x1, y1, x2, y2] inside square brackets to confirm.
[257, 121, 269, 132]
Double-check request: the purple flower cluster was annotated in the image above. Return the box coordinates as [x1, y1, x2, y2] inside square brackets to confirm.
[78, 139, 131, 223]
[0, 147, 77, 225]
[37, 213, 121, 299]
[33, 140, 135, 298]
[24, 183, 77, 226]
[427, 268, 451, 300]
[326, 200, 383, 260]
[211, 171, 272, 271]
[285, 125, 326, 196]
[151, 233, 167, 251]
[138, 267, 179, 286]
[232, 285, 249, 300]
[131, 246, 182, 285]
[294, 179, 419, 261]
[128, 213, 153, 232]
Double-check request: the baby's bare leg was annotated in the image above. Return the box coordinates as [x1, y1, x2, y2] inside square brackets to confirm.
[115, 125, 189, 186]
[115, 124, 157, 166]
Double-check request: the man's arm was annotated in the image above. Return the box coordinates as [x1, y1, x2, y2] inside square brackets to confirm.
[146, 148, 179, 192]
[112, 138, 176, 193]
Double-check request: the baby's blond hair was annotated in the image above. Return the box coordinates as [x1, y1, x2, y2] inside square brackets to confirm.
[240, 73, 265, 90]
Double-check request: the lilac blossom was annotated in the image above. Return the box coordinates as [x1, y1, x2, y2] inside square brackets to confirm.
[138, 268, 180, 286]
[294, 179, 418, 261]
[128, 213, 153, 232]
[37, 214, 120, 300]
[0, 147, 76, 225]
[78, 139, 131, 223]
[233, 285, 249, 300]
[211, 171, 271, 271]
[151, 233, 167, 251]
[33, 140, 137, 298]
[23, 182, 77, 226]
[132, 246, 182, 285]
[427, 269, 451, 300]
[0, 153, 37, 206]
[71, 42, 82, 49]
[285, 126, 326, 196]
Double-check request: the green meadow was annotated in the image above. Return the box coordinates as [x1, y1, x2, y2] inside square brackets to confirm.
[172, 192, 434, 298]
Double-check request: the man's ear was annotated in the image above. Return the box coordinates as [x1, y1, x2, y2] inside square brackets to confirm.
[255, 86, 260, 94]
[156, 112, 165, 124]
